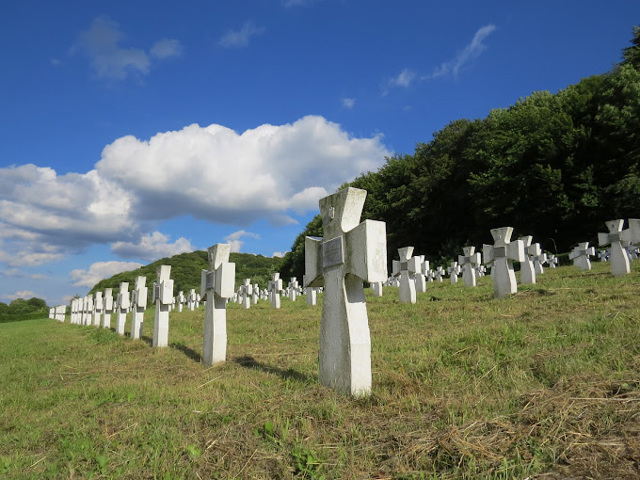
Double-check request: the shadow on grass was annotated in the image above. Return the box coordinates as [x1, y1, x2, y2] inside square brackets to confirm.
[234, 355, 313, 385]
[171, 342, 202, 363]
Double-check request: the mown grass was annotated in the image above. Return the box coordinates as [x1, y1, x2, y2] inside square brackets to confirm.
[1, 262, 640, 479]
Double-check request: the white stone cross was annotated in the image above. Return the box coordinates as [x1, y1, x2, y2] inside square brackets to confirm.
[188, 289, 197, 311]
[483, 227, 525, 299]
[458, 246, 481, 287]
[152, 265, 173, 347]
[241, 278, 252, 309]
[268, 273, 283, 308]
[82, 295, 91, 326]
[102, 288, 113, 329]
[252, 283, 259, 304]
[305, 187, 387, 397]
[598, 219, 631, 276]
[94, 292, 104, 326]
[392, 247, 419, 304]
[177, 291, 185, 312]
[115, 282, 130, 335]
[131, 276, 147, 340]
[200, 243, 235, 366]
[435, 266, 445, 282]
[414, 255, 427, 293]
[448, 262, 461, 284]
[547, 254, 559, 268]
[518, 236, 538, 285]
[532, 249, 547, 275]
[569, 242, 595, 270]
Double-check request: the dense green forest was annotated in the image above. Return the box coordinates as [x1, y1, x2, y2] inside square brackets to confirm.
[0, 297, 48, 323]
[90, 251, 283, 297]
[280, 27, 640, 280]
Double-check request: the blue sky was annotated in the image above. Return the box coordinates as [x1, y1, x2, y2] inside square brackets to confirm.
[1, 0, 639, 306]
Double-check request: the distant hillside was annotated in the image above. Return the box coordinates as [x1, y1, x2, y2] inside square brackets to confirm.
[0, 297, 48, 323]
[90, 251, 284, 296]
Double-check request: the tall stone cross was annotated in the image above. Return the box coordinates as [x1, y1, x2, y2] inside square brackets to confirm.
[188, 289, 197, 311]
[94, 292, 104, 326]
[483, 227, 525, 299]
[435, 266, 445, 282]
[131, 276, 147, 340]
[85, 295, 95, 326]
[518, 235, 538, 285]
[289, 277, 299, 301]
[392, 247, 418, 304]
[448, 261, 461, 284]
[598, 219, 631, 276]
[268, 273, 283, 308]
[177, 291, 185, 312]
[152, 265, 174, 347]
[304, 187, 387, 397]
[200, 243, 235, 366]
[115, 282, 130, 335]
[252, 283, 259, 304]
[569, 242, 595, 270]
[102, 288, 113, 329]
[458, 246, 481, 287]
[547, 254, 559, 268]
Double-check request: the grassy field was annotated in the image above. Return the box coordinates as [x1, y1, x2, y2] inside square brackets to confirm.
[1, 262, 640, 479]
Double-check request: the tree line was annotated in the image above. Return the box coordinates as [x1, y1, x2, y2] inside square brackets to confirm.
[280, 27, 640, 280]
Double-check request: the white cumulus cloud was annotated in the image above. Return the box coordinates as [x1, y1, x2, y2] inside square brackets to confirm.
[150, 39, 183, 59]
[70, 261, 143, 288]
[111, 231, 194, 261]
[3, 290, 37, 301]
[341, 98, 355, 109]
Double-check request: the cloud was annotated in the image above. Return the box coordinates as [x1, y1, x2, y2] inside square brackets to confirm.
[218, 21, 265, 48]
[151, 39, 183, 59]
[341, 98, 355, 109]
[224, 230, 260, 253]
[70, 261, 143, 288]
[272, 251, 287, 258]
[0, 268, 47, 280]
[0, 116, 389, 270]
[96, 115, 389, 225]
[3, 290, 37, 301]
[111, 231, 194, 261]
[390, 68, 416, 88]
[427, 24, 496, 80]
[73, 16, 182, 80]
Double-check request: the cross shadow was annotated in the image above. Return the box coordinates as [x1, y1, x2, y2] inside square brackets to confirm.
[140, 335, 153, 346]
[234, 355, 313, 384]
[170, 342, 202, 363]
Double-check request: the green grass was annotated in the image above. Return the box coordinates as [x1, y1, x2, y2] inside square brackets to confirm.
[1, 262, 640, 479]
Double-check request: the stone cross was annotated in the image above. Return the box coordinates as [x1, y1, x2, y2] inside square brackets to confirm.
[241, 278, 252, 309]
[115, 282, 130, 335]
[483, 227, 525, 299]
[533, 249, 547, 275]
[304, 275, 318, 305]
[448, 262, 461, 284]
[152, 265, 173, 347]
[131, 276, 147, 340]
[392, 247, 418, 304]
[80, 295, 89, 326]
[458, 246, 482, 287]
[200, 243, 235, 366]
[289, 277, 299, 301]
[268, 273, 283, 308]
[305, 187, 387, 397]
[569, 242, 596, 270]
[598, 219, 631, 276]
[547, 254, 559, 268]
[435, 266, 445, 282]
[188, 289, 196, 311]
[94, 292, 104, 326]
[518, 236, 538, 285]
[177, 291, 185, 312]
[86, 295, 95, 326]
[252, 283, 259, 304]
[102, 288, 113, 329]
[414, 255, 427, 293]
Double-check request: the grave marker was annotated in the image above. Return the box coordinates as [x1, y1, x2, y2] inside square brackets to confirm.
[483, 227, 525, 299]
[569, 242, 596, 270]
[458, 246, 481, 287]
[305, 187, 387, 396]
[598, 219, 631, 276]
[131, 276, 147, 340]
[115, 282, 129, 335]
[153, 265, 173, 347]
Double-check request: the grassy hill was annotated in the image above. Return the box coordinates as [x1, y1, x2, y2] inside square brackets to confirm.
[2, 261, 639, 478]
[90, 250, 284, 296]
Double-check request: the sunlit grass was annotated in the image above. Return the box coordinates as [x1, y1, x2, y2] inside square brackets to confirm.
[1, 261, 639, 478]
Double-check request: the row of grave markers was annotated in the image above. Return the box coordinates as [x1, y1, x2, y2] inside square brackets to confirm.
[49, 186, 638, 399]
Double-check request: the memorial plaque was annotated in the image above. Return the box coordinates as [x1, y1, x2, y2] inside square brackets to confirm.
[322, 236, 344, 269]
[493, 246, 506, 258]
